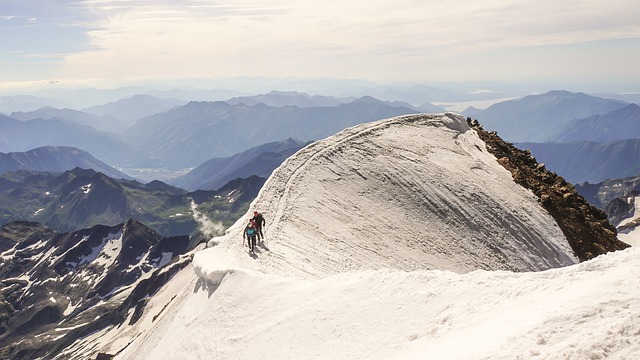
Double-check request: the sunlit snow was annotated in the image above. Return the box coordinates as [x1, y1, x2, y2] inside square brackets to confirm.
[81, 183, 92, 194]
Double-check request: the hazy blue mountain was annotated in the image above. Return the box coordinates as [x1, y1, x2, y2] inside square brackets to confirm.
[124, 96, 416, 169]
[9, 106, 122, 132]
[226, 90, 351, 108]
[226, 90, 439, 112]
[0, 114, 136, 166]
[31, 87, 167, 109]
[551, 103, 640, 142]
[473, 90, 628, 142]
[517, 139, 640, 184]
[595, 92, 640, 105]
[416, 102, 447, 113]
[0, 95, 68, 114]
[461, 106, 483, 117]
[0, 146, 132, 180]
[354, 84, 477, 105]
[169, 138, 308, 191]
[82, 94, 188, 128]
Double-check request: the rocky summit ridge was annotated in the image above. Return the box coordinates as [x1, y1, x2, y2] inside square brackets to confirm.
[468, 118, 628, 260]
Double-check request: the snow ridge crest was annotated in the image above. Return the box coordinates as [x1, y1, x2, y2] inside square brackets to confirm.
[196, 113, 578, 280]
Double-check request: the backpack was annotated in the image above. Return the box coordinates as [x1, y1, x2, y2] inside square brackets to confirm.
[246, 227, 256, 236]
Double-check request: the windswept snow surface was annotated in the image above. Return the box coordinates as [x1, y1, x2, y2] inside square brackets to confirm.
[110, 114, 640, 360]
[117, 247, 640, 360]
[209, 113, 575, 277]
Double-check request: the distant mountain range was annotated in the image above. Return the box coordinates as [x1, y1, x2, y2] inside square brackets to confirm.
[82, 94, 187, 129]
[123, 96, 418, 168]
[0, 168, 265, 236]
[226, 90, 351, 108]
[468, 90, 629, 142]
[551, 103, 640, 142]
[3, 89, 640, 193]
[9, 107, 121, 132]
[9, 95, 188, 132]
[0, 95, 422, 170]
[0, 114, 135, 166]
[0, 146, 132, 180]
[0, 94, 68, 113]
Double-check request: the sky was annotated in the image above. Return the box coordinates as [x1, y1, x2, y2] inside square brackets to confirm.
[58, 113, 640, 359]
[1, 0, 639, 93]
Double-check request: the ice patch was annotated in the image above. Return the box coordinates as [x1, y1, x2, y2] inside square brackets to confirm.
[23, 240, 46, 251]
[80, 231, 123, 267]
[93, 231, 124, 268]
[54, 323, 88, 332]
[64, 300, 78, 316]
[101, 283, 134, 299]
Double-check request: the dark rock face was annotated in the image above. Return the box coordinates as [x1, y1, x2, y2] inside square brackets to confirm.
[565, 177, 640, 239]
[0, 219, 193, 359]
[575, 175, 640, 210]
[468, 118, 629, 261]
[605, 193, 637, 227]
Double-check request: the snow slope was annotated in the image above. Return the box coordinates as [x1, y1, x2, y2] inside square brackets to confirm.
[117, 247, 640, 360]
[204, 113, 575, 277]
[85, 113, 639, 359]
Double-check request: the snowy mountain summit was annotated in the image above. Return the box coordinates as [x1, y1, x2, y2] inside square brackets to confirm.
[57, 113, 637, 359]
[201, 113, 580, 277]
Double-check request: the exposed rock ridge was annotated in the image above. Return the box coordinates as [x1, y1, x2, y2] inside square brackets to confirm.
[467, 118, 629, 261]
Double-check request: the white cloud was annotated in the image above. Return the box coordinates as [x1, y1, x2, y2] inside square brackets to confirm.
[7, 0, 640, 87]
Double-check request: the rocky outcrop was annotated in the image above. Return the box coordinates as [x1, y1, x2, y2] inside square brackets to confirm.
[575, 175, 640, 209]
[468, 118, 629, 261]
[605, 192, 638, 227]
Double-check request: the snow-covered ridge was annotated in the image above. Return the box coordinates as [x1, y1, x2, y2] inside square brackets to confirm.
[144, 240, 640, 360]
[196, 113, 576, 279]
